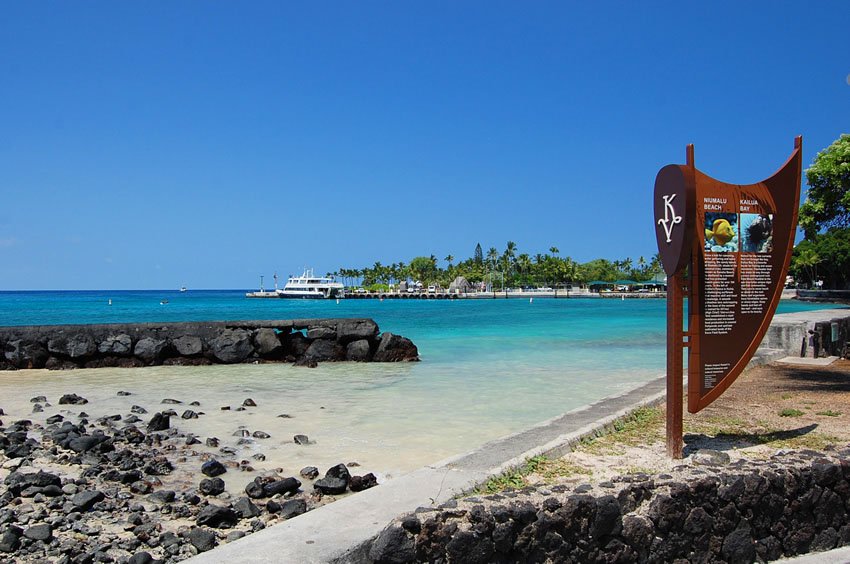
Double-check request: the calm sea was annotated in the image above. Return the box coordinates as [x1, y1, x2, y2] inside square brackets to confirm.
[0, 291, 835, 482]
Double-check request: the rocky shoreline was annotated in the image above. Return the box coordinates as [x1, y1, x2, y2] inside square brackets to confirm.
[0, 388, 382, 563]
[0, 319, 419, 371]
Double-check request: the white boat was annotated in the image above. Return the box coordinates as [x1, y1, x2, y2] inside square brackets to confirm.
[180, 286, 187, 292]
[277, 269, 344, 299]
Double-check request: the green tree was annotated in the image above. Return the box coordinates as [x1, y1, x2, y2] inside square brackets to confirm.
[474, 243, 483, 264]
[409, 256, 438, 286]
[800, 134, 850, 239]
[792, 228, 850, 289]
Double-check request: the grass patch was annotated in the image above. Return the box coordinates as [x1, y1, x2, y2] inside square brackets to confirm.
[781, 393, 793, 400]
[779, 408, 804, 417]
[472, 456, 547, 494]
[816, 410, 842, 417]
[533, 459, 593, 482]
[577, 406, 664, 454]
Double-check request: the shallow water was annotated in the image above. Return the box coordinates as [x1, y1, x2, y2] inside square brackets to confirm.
[0, 292, 837, 487]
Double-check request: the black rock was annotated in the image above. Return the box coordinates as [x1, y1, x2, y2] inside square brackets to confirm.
[233, 497, 261, 518]
[206, 438, 219, 447]
[314, 476, 347, 495]
[0, 526, 22, 553]
[252, 431, 270, 439]
[245, 480, 265, 499]
[202, 459, 227, 478]
[263, 477, 301, 497]
[188, 527, 217, 552]
[294, 434, 309, 445]
[300, 466, 319, 479]
[199, 478, 226, 496]
[369, 525, 415, 563]
[128, 552, 158, 564]
[68, 435, 106, 453]
[59, 393, 89, 405]
[147, 412, 170, 432]
[145, 457, 174, 476]
[148, 490, 176, 504]
[209, 329, 253, 364]
[30, 395, 47, 403]
[161, 398, 182, 404]
[242, 398, 257, 407]
[325, 463, 352, 484]
[73, 490, 105, 511]
[181, 410, 198, 420]
[349, 473, 378, 492]
[32, 403, 43, 413]
[117, 391, 132, 396]
[279, 498, 307, 519]
[131, 405, 148, 414]
[196, 504, 238, 529]
[372, 332, 419, 362]
[722, 528, 756, 564]
[46, 414, 64, 424]
[23, 523, 52, 542]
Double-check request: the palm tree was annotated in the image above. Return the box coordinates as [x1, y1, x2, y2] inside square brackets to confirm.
[549, 246, 559, 257]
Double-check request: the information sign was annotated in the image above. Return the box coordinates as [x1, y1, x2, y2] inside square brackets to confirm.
[654, 137, 802, 456]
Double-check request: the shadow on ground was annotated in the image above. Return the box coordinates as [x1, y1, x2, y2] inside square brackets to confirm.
[682, 424, 819, 456]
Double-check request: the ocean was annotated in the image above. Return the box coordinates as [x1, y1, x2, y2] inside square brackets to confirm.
[0, 291, 835, 484]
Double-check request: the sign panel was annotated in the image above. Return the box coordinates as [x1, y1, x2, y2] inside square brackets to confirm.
[687, 139, 802, 412]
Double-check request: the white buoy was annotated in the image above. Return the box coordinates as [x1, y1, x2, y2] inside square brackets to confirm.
[529, 297, 533, 303]
[108, 299, 112, 306]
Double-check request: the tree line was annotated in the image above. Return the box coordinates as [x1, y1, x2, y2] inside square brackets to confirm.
[331, 244, 663, 290]
[790, 134, 850, 290]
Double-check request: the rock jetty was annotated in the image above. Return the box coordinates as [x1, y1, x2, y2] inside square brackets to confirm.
[0, 319, 418, 370]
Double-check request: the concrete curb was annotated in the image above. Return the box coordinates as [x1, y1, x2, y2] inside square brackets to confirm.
[187, 376, 667, 563]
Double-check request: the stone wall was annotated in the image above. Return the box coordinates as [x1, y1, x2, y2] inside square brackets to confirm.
[367, 449, 850, 563]
[760, 310, 850, 359]
[0, 319, 418, 370]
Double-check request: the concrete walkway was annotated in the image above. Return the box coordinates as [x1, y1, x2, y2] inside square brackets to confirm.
[188, 376, 667, 563]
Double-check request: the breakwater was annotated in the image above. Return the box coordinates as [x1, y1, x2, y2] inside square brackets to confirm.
[0, 319, 419, 370]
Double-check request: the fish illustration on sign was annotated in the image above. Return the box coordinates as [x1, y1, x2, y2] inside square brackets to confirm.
[705, 218, 735, 246]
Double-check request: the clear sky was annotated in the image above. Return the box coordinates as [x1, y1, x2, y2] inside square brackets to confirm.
[1, 2, 848, 290]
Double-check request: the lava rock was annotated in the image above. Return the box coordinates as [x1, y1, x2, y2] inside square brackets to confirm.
[188, 527, 217, 552]
[59, 393, 89, 405]
[98, 334, 133, 356]
[200, 478, 226, 496]
[172, 335, 203, 357]
[346, 339, 373, 361]
[350, 473, 378, 492]
[314, 476, 348, 495]
[336, 319, 379, 343]
[73, 490, 105, 511]
[210, 329, 253, 364]
[252, 431, 270, 439]
[294, 434, 309, 445]
[24, 523, 53, 542]
[372, 332, 419, 362]
[253, 328, 283, 357]
[304, 339, 345, 362]
[196, 504, 238, 529]
[279, 498, 307, 519]
[134, 338, 168, 363]
[202, 459, 227, 477]
[147, 412, 170, 432]
[300, 466, 319, 479]
[263, 477, 301, 497]
[233, 497, 261, 519]
[242, 398, 257, 407]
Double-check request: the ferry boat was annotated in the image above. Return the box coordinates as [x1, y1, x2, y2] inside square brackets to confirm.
[277, 269, 344, 299]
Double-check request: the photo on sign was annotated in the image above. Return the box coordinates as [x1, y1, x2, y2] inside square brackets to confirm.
[703, 212, 738, 252]
[740, 213, 774, 253]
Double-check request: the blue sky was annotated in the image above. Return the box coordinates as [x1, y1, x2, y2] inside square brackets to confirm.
[1, 2, 847, 290]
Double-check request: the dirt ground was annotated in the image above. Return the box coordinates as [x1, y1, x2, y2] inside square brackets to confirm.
[522, 359, 850, 487]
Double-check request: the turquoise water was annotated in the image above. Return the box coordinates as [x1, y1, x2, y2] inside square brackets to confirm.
[0, 291, 837, 479]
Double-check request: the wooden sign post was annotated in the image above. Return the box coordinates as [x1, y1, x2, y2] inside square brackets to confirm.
[654, 138, 803, 458]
